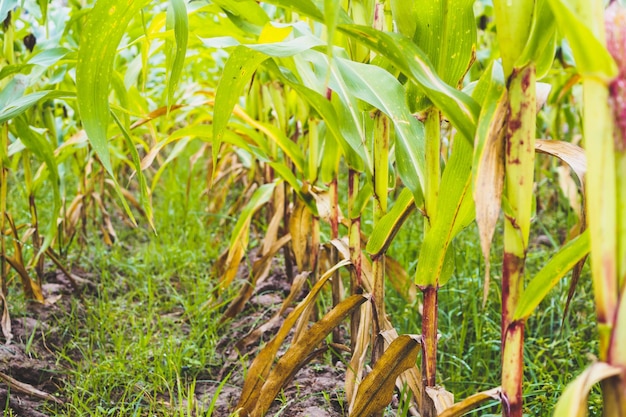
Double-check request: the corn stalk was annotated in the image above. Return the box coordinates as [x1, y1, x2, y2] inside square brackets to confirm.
[551, 0, 626, 414]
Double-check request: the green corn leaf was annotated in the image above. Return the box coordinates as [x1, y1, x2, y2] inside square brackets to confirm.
[412, 0, 477, 109]
[269, 63, 365, 170]
[212, 46, 269, 171]
[166, 0, 188, 108]
[366, 187, 415, 258]
[212, 0, 270, 28]
[337, 25, 480, 141]
[492, 0, 535, 76]
[0, 90, 74, 124]
[27, 47, 70, 67]
[323, 0, 340, 59]
[514, 230, 590, 321]
[76, 0, 151, 225]
[547, 0, 617, 82]
[415, 130, 474, 287]
[389, 0, 418, 38]
[331, 57, 426, 200]
[259, 0, 334, 24]
[517, 0, 557, 79]
[13, 117, 60, 256]
[111, 111, 154, 230]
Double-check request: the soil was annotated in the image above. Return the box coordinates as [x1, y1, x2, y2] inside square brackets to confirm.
[0, 269, 92, 417]
[202, 270, 350, 417]
[0, 265, 353, 417]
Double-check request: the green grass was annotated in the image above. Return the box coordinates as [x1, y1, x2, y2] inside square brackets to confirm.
[386, 167, 600, 416]
[42, 152, 237, 416]
[4, 149, 601, 416]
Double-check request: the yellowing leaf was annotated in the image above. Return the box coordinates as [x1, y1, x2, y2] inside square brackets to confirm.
[554, 362, 622, 417]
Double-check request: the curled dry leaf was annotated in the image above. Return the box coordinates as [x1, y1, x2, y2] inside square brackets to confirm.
[535, 139, 587, 186]
[472, 77, 507, 307]
[554, 362, 622, 417]
[250, 294, 369, 417]
[289, 199, 312, 272]
[438, 387, 501, 417]
[426, 386, 455, 414]
[350, 334, 421, 417]
[236, 259, 351, 413]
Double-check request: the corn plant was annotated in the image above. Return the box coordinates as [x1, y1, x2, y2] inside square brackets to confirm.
[23, 0, 623, 415]
[550, 0, 626, 414]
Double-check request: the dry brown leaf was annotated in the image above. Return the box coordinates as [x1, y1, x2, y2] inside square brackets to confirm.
[236, 259, 351, 413]
[350, 334, 421, 416]
[0, 371, 62, 404]
[438, 387, 501, 417]
[473, 89, 508, 308]
[535, 139, 587, 186]
[380, 328, 423, 410]
[426, 386, 455, 414]
[346, 302, 372, 410]
[250, 294, 368, 417]
[289, 199, 312, 272]
[0, 294, 12, 344]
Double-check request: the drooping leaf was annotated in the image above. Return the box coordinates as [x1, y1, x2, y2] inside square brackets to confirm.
[547, 0, 618, 82]
[472, 62, 507, 305]
[350, 334, 421, 416]
[437, 387, 501, 417]
[76, 0, 151, 224]
[366, 188, 415, 258]
[553, 362, 622, 417]
[0, 90, 73, 124]
[236, 259, 351, 412]
[251, 294, 368, 417]
[535, 139, 587, 186]
[337, 25, 480, 142]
